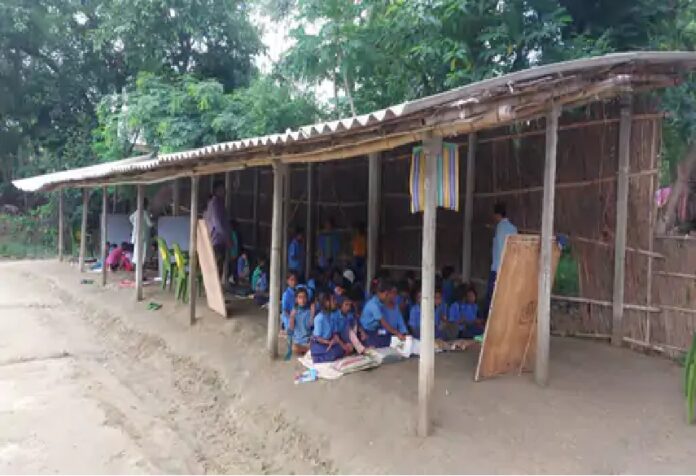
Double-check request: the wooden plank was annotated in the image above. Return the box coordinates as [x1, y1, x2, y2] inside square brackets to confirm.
[305, 163, 314, 275]
[135, 185, 144, 302]
[188, 176, 199, 325]
[418, 135, 440, 437]
[58, 189, 64, 261]
[535, 104, 560, 386]
[101, 186, 108, 287]
[172, 179, 180, 216]
[196, 218, 227, 317]
[462, 133, 476, 281]
[367, 152, 381, 286]
[475, 235, 560, 381]
[281, 165, 290, 280]
[267, 162, 285, 358]
[612, 95, 632, 346]
[251, 169, 260, 250]
[79, 189, 89, 272]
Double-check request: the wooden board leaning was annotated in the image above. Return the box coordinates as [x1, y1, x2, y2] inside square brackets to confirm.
[475, 234, 560, 381]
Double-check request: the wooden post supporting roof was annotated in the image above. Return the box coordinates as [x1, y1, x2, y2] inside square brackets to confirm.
[612, 95, 633, 346]
[281, 165, 291, 280]
[462, 133, 476, 282]
[101, 186, 108, 287]
[367, 152, 381, 287]
[189, 176, 200, 326]
[267, 162, 285, 358]
[418, 135, 441, 437]
[58, 189, 64, 262]
[251, 169, 260, 251]
[135, 185, 144, 302]
[172, 179, 180, 216]
[78, 189, 89, 272]
[305, 163, 314, 276]
[222, 171, 232, 284]
[535, 104, 560, 386]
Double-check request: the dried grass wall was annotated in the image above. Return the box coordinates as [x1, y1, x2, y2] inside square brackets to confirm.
[226, 96, 694, 354]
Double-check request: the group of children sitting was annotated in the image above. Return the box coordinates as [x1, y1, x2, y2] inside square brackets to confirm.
[104, 241, 135, 271]
[277, 265, 487, 363]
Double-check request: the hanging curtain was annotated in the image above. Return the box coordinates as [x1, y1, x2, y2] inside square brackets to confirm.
[409, 142, 459, 213]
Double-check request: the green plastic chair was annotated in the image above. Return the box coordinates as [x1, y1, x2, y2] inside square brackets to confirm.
[685, 333, 696, 424]
[156, 237, 174, 291]
[172, 243, 203, 303]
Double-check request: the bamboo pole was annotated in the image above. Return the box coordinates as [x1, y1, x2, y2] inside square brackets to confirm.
[612, 95, 633, 346]
[189, 176, 199, 325]
[79, 189, 89, 272]
[101, 186, 108, 287]
[367, 152, 381, 287]
[473, 169, 658, 198]
[655, 270, 696, 280]
[418, 134, 441, 437]
[462, 133, 476, 281]
[267, 162, 285, 358]
[281, 165, 291, 280]
[550, 294, 660, 312]
[646, 119, 659, 345]
[135, 185, 144, 302]
[172, 179, 180, 216]
[305, 163, 314, 275]
[222, 172, 232, 284]
[252, 169, 260, 252]
[536, 104, 560, 386]
[58, 189, 64, 261]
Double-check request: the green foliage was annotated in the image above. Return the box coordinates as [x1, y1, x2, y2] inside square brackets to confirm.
[92, 74, 323, 159]
[0, 204, 58, 259]
[1, 0, 263, 193]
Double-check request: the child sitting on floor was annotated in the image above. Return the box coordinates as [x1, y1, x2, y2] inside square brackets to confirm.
[281, 271, 298, 330]
[105, 241, 130, 271]
[253, 261, 269, 306]
[441, 265, 456, 305]
[251, 255, 266, 292]
[408, 287, 447, 340]
[360, 279, 407, 347]
[333, 294, 366, 355]
[236, 251, 250, 285]
[311, 293, 353, 363]
[289, 287, 313, 355]
[448, 285, 483, 339]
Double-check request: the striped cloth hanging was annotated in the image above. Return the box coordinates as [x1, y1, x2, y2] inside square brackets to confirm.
[409, 142, 460, 213]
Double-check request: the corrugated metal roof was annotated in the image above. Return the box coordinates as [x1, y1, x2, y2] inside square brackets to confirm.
[13, 51, 696, 192]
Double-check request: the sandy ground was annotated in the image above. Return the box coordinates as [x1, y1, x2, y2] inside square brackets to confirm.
[1, 259, 695, 474]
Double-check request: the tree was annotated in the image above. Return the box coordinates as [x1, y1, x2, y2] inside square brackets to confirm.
[0, 0, 263, 197]
[92, 73, 323, 159]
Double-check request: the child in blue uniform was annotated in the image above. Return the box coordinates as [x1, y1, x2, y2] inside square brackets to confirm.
[281, 272, 298, 330]
[385, 285, 409, 336]
[289, 287, 313, 355]
[360, 280, 408, 348]
[448, 285, 483, 338]
[311, 293, 353, 363]
[409, 288, 447, 339]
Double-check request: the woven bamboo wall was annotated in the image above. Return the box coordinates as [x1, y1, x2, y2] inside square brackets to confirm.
[226, 97, 696, 353]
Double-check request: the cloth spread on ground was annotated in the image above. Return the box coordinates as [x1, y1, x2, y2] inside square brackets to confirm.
[409, 142, 459, 213]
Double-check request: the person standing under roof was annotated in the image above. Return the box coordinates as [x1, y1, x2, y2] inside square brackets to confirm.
[203, 180, 230, 278]
[484, 202, 517, 316]
[129, 197, 153, 271]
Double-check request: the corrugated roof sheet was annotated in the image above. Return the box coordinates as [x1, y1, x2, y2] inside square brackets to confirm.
[13, 51, 696, 192]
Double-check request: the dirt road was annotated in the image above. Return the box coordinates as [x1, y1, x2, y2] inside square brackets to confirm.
[0, 263, 329, 474]
[2, 259, 696, 474]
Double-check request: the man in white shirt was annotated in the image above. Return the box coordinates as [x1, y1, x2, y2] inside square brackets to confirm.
[484, 202, 518, 316]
